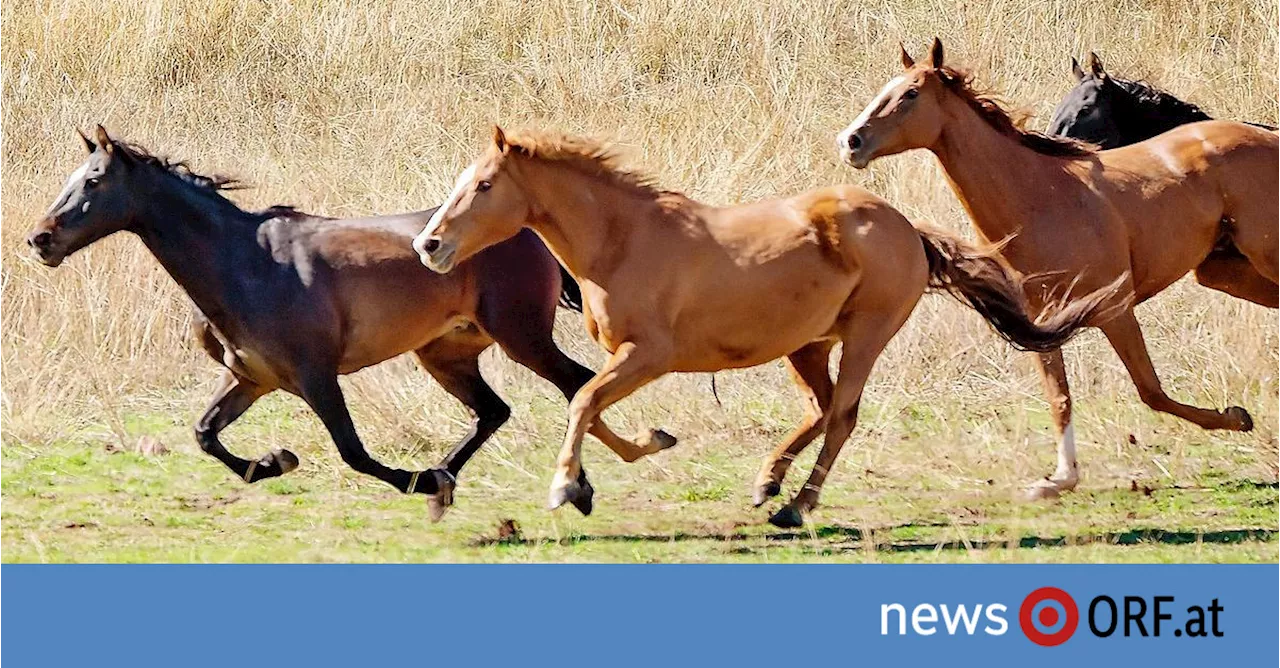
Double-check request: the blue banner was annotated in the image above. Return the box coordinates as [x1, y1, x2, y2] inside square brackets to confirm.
[2, 565, 1276, 665]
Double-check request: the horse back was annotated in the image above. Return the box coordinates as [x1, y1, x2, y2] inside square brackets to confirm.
[256, 209, 479, 372]
[793, 185, 927, 279]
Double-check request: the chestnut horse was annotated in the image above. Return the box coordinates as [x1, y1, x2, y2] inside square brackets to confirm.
[27, 126, 671, 521]
[837, 39, 1278, 499]
[413, 127, 1118, 527]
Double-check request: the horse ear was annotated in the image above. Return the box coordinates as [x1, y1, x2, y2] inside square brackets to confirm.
[94, 124, 114, 154]
[492, 125, 508, 153]
[1071, 57, 1085, 81]
[1088, 52, 1106, 79]
[928, 37, 944, 68]
[900, 42, 915, 69]
[76, 128, 95, 153]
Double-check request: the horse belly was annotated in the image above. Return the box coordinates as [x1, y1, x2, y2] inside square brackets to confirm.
[670, 282, 849, 372]
[334, 264, 475, 373]
[337, 313, 472, 374]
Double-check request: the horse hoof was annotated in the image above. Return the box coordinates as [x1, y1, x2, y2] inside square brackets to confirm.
[768, 504, 805, 529]
[752, 480, 781, 507]
[548, 477, 594, 516]
[273, 449, 300, 475]
[426, 470, 456, 523]
[650, 429, 678, 451]
[1226, 406, 1253, 432]
[1022, 478, 1071, 502]
[426, 497, 449, 523]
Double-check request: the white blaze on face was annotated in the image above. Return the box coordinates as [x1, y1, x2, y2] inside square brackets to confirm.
[46, 160, 90, 216]
[836, 76, 906, 160]
[414, 164, 477, 258]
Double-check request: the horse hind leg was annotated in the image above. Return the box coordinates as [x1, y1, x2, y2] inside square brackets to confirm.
[1194, 248, 1278, 308]
[751, 341, 835, 506]
[411, 331, 512, 522]
[299, 372, 477, 509]
[1024, 349, 1079, 501]
[1203, 195, 1280, 303]
[769, 311, 906, 529]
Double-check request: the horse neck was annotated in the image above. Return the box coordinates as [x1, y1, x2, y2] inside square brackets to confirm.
[1118, 86, 1211, 143]
[512, 158, 645, 284]
[130, 173, 265, 312]
[930, 93, 1074, 243]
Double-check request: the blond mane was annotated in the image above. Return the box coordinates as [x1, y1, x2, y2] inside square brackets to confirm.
[502, 130, 669, 197]
[936, 66, 1097, 157]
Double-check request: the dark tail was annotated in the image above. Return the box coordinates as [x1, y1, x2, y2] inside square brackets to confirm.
[557, 264, 584, 312]
[918, 228, 1128, 352]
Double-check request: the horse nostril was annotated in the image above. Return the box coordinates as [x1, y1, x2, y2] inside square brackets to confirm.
[29, 232, 52, 248]
[848, 133, 863, 151]
[423, 237, 441, 254]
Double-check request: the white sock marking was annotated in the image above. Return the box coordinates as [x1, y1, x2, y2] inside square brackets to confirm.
[1055, 420, 1077, 480]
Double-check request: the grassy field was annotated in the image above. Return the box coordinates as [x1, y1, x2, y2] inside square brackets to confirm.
[2, 0, 1277, 562]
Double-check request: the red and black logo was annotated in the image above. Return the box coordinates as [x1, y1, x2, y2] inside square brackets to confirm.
[1019, 587, 1079, 646]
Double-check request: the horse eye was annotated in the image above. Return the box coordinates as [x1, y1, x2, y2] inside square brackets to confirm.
[85, 178, 101, 189]
[476, 180, 492, 193]
[904, 88, 919, 100]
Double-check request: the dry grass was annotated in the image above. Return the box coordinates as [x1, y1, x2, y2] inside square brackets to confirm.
[1, 0, 1277, 561]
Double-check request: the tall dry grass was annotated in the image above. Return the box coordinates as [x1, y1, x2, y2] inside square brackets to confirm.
[2, 1, 1277, 487]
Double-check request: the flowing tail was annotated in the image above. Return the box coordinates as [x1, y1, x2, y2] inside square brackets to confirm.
[918, 228, 1128, 352]
[558, 264, 584, 313]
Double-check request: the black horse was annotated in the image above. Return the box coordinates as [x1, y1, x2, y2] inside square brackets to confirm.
[1047, 52, 1277, 148]
[27, 126, 673, 520]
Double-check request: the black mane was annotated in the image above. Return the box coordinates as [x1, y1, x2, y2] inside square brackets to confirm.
[112, 139, 303, 218]
[113, 140, 245, 193]
[1111, 77, 1212, 125]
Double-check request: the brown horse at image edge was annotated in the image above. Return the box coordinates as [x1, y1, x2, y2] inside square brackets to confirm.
[837, 39, 1278, 499]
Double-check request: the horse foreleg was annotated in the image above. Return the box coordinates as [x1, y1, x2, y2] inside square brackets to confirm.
[1024, 349, 1080, 500]
[752, 341, 835, 507]
[412, 334, 511, 522]
[549, 341, 670, 515]
[482, 301, 677, 464]
[1102, 309, 1253, 431]
[195, 371, 296, 483]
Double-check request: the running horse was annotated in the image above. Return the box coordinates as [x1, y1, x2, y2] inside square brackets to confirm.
[412, 127, 1118, 527]
[837, 39, 1278, 499]
[27, 125, 673, 521]
[1047, 51, 1277, 149]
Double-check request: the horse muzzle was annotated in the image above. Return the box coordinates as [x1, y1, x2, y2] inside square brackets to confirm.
[835, 128, 871, 169]
[416, 236, 457, 274]
[26, 229, 65, 267]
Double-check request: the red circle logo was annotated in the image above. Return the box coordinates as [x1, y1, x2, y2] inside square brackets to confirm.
[1019, 587, 1079, 646]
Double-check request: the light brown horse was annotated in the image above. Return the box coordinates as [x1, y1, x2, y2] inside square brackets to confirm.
[837, 39, 1278, 499]
[412, 127, 1119, 527]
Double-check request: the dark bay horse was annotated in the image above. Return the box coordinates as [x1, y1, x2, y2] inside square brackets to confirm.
[27, 125, 673, 520]
[838, 39, 1278, 500]
[413, 127, 1117, 527]
[1048, 52, 1278, 148]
